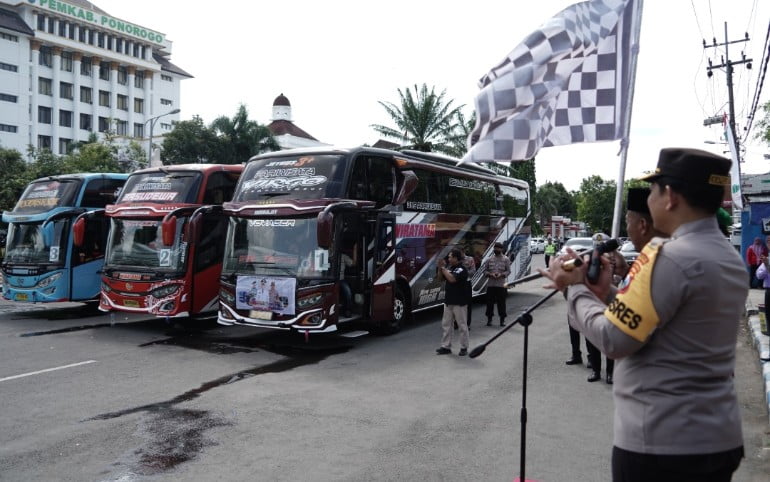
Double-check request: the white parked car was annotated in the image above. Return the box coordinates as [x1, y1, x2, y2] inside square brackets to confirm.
[529, 237, 545, 253]
[557, 237, 595, 257]
[620, 241, 640, 264]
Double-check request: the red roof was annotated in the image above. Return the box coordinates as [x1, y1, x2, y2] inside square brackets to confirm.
[268, 120, 318, 141]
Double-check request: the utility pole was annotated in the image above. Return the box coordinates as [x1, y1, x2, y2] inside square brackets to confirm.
[704, 22, 752, 164]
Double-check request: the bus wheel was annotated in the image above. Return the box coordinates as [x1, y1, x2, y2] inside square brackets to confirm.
[375, 286, 409, 335]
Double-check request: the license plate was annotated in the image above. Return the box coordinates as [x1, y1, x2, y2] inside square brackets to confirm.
[123, 299, 140, 308]
[15, 293, 28, 301]
[250, 310, 272, 320]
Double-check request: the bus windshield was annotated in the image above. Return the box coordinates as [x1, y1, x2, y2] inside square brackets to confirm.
[234, 155, 346, 201]
[13, 179, 82, 214]
[222, 217, 333, 279]
[105, 218, 188, 271]
[117, 171, 202, 204]
[5, 220, 69, 265]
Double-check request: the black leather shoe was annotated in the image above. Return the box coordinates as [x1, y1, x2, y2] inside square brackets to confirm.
[499, 320, 506, 327]
[486, 319, 492, 326]
[587, 371, 601, 382]
[565, 357, 582, 365]
[606, 374, 614, 385]
[458, 348, 468, 356]
[436, 347, 451, 355]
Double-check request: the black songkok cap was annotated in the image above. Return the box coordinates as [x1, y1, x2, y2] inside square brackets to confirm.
[627, 187, 650, 215]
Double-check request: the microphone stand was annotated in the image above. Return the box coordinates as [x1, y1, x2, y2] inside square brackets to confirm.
[469, 288, 561, 482]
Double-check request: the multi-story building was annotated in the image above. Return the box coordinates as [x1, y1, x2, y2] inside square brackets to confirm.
[0, 0, 190, 157]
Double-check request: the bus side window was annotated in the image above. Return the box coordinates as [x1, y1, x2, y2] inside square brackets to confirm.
[203, 172, 238, 205]
[81, 178, 126, 208]
[74, 217, 106, 265]
[195, 215, 227, 272]
[349, 156, 394, 207]
[368, 158, 394, 206]
[81, 179, 106, 207]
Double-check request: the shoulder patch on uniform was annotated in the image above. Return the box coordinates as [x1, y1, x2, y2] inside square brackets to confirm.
[604, 240, 663, 342]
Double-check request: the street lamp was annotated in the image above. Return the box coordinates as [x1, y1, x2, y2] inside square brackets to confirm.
[145, 108, 180, 164]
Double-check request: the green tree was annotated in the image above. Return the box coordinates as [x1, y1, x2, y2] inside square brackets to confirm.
[116, 140, 148, 172]
[755, 100, 770, 146]
[444, 110, 476, 158]
[0, 148, 34, 212]
[210, 104, 279, 164]
[371, 83, 463, 154]
[575, 175, 617, 235]
[65, 141, 121, 173]
[27, 147, 70, 178]
[161, 115, 218, 164]
[536, 181, 575, 219]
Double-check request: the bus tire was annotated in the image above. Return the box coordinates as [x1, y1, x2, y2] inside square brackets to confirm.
[375, 286, 409, 335]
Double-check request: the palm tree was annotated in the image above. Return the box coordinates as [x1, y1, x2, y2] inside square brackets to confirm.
[371, 84, 463, 155]
[210, 104, 279, 164]
[444, 110, 476, 158]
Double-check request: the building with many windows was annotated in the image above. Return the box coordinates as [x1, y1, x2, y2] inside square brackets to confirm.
[0, 0, 190, 157]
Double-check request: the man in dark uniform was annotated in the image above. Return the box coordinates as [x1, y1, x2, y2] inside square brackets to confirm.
[436, 248, 470, 356]
[541, 148, 746, 481]
[585, 188, 664, 384]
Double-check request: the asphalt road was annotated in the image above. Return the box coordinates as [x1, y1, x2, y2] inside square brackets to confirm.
[0, 256, 768, 481]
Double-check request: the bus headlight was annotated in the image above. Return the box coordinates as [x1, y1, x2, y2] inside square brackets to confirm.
[297, 293, 322, 309]
[101, 281, 112, 293]
[150, 284, 180, 298]
[36, 272, 62, 288]
[219, 288, 235, 305]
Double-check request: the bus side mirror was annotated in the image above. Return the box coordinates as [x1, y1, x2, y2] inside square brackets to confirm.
[161, 217, 177, 246]
[73, 218, 85, 247]
[317, 211, 333, 249]
[393, 170, 418, 205]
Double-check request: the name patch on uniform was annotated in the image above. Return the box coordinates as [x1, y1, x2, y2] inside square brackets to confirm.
[603, 240, 664, 342]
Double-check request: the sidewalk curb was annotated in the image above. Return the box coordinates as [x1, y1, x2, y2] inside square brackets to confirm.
[746, 315, 770, 425]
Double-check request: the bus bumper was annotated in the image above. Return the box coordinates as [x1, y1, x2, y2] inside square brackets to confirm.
[99, 293, 190, 318]
[218, 303, 337, 332]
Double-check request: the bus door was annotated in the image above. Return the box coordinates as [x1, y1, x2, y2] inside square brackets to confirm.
[370, 213, 396, 321]
[71, 212, 108, 300]
[191, 209, 228, 314]
[338, 212, 370, 318]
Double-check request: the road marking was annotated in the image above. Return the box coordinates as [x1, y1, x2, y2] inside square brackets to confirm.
[0, 360, 97, 383]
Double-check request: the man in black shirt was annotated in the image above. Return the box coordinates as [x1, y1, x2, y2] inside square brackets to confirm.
[436, 248, 470, 356]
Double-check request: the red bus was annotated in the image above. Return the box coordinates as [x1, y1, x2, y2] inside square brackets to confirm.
[83, 164, 243, 319]
[218, 147, 531, 335]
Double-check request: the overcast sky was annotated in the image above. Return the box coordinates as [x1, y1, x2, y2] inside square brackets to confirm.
[97, 0, 770, 191]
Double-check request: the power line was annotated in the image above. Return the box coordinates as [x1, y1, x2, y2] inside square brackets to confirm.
[742, 19, 770, 142]
[691, 0, 705, 39]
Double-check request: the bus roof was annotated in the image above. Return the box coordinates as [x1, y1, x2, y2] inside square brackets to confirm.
[29, 172, 129, 184]
[130, 164, 243, 175]
[246, 147, 529, 190]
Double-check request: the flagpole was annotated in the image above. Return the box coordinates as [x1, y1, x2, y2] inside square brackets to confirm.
[611, 0, 644, 238]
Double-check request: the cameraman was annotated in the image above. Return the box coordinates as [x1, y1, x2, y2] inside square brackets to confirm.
[540, 148, 746, 481]
[436, 249, 470, 356]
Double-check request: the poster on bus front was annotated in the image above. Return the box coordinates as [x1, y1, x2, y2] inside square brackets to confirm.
[235, 276, 296, 315]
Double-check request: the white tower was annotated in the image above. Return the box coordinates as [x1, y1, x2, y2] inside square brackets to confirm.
[271, 93, 292, 121]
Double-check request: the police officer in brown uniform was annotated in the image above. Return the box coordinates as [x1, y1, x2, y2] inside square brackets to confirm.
[540, 148, 747, 481]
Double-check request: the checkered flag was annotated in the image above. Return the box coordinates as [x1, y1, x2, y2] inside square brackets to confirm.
[461, 0, 641, 164]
